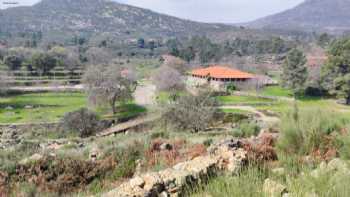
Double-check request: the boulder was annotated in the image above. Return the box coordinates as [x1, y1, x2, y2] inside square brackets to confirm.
[140, 172, 163, 192]
[5, 106, 13, 110]
[159, 168, 189, 194]
[263, 178, 287, 197]
[129, 177, 145, 188]
[271, 168, 285, 176]
[19, 153, 43, 165]
[327, 158, 348, 172]
[90, 147, 100, 161]
[24, 105, 33, 109]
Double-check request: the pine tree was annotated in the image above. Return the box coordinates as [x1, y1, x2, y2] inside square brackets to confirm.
[282, 48, 308, 96]
[322, 38, 350, 105]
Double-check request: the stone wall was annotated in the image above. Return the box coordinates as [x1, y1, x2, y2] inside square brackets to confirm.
[102, 138, 247, 197]
[0, 123, 59, 149]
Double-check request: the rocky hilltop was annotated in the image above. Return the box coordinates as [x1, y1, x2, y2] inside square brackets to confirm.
[248, 0, 350, 34]
[0, 0, 244, 41]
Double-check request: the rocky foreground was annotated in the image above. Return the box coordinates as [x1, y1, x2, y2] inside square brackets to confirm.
[102, 139, 247, 197]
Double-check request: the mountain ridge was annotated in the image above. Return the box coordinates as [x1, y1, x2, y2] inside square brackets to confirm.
[0, 0, 248, 42]
[248, 0, 350, 34]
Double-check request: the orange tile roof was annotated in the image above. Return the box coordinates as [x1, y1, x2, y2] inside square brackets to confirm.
[191, 66, 254, 79]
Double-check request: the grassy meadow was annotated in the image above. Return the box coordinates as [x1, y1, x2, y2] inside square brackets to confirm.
[0, 92, 146, 124]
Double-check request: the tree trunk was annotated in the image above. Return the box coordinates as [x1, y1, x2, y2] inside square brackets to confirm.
[110, 94, 118, 115]
[346, 96, 350, 105]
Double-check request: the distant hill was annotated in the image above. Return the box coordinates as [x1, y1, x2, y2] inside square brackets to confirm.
[0, 0, 260, 43]
[248, 0, 350, 34]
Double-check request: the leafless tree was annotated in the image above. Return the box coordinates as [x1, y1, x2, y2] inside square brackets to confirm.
[152, 65, 184, 93]
[85, 47, 112, 65]
[83, 64, 137, 115]
[162, 55, 189, 74]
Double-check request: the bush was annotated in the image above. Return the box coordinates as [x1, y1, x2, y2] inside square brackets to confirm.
[60, 108, 100, 137]
[277, 107, 348, 156]
[162, 92, 219, 132]
[109, 142, 144, 180]
[231, 120, 260, 138]
[226, 82, 236, 94]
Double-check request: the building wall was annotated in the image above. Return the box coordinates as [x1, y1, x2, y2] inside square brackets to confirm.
[187, 76, 244, 91]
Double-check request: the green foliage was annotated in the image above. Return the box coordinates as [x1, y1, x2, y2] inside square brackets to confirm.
[191, 166, 267, 197]
[0, 92, 86, 124]
[317, 33, 332, 48]
[282, 48, 308, 95]
[109, 143, 144, 180]
[322, 37, 350, 104]
[277, 107, 348, 156]
[203, 139, 214, 147]
[231, 120, 260, 138]
[30, 52, 58, 75]
[4, 55, 23, 70]
[217, 95, 273, 105]
[260, 86, 293, 97]
[150, 131, 170, 139]
[226, 82, 236, 94]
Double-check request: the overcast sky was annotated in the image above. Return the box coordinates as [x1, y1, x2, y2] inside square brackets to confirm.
[0, 0, 304, 23]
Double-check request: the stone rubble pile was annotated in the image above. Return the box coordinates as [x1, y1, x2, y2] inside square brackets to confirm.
[102, 138, 247, 197]
[0, 125, 23, 149]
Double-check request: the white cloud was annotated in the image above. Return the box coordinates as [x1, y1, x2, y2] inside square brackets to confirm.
[0, 0, 305, 23]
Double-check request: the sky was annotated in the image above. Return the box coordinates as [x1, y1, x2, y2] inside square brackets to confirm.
[0, 0, 304, 23]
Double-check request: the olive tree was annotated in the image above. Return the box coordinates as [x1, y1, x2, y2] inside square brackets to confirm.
[60, 108, 100, 137]
[163, 92, 219, 132]
[30, 52, 58, 75]
[83, 64, 137, 115]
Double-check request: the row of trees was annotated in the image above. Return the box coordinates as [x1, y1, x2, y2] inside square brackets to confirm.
[282, 37, 350, 104]
[0, 46, 82, 75]
[167, 36, 294, 64]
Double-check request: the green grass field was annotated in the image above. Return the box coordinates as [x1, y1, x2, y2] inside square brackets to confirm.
[0, 92, 146, 124]
[260, 86, 293, 97]
[217, 95, 273, 105]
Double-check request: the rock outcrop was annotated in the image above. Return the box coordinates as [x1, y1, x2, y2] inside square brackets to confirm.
[102, 138, 248, 197]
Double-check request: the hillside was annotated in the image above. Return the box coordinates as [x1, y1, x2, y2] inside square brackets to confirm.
[0, 0, 255, 42]
[248, 0, 350, 34]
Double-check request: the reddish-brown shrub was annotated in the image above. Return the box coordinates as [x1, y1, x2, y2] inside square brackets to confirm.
[186, 144, 207, 160]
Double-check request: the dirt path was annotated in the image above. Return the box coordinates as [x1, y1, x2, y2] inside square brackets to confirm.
[133, 83, 156, 106]
[97, 114, 160, 137]
[220, 105, 280, 127]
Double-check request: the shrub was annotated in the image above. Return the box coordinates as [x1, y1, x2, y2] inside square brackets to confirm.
[191, 166, 267, 197]
[150, 131, 169, 139]
[226, 82, 236, 94]
[277, 107, 348, 156]
[162, 92, 219, 132]
[231, 121, 260, 138]
[203, 139, 213, 147]
[109, 142, 144, 180]
[60, 108, 100, 138]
